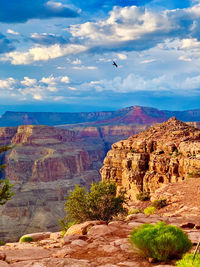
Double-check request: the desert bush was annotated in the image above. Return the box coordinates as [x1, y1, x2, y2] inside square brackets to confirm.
[128, 208, 141, 215]
[130, 222, 192, 261]
[64, 181, 127, 224]
[19, 236, 34, 243]
[0, 145, 14, 206]
[0, 240, 5, 246]
[59, 219, 75, 237]
[144, 206, 156, 215]
[136, 191, 150, 201]
[151, 199, 167, 209]
[176, 253, 200, 267]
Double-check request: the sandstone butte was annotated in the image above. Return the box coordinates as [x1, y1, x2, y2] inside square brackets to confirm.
[101, 117, 200, 200]
[0, 123, 148, 242]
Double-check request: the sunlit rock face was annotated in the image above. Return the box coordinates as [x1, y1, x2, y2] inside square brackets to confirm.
[101, 117, 200, 200]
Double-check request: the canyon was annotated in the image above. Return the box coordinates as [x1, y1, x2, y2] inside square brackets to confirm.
[0, 123, 148, 242]
[0, 106, 200, 242]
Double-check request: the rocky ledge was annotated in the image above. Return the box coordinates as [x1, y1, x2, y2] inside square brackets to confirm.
[101, 117, 200, 200]
[0, 214, 200, 267]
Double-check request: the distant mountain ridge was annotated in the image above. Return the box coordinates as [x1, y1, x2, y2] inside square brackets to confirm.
[0, 106, 200, 127]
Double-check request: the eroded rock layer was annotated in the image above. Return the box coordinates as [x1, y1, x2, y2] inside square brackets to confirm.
[101, 117, 200, 200]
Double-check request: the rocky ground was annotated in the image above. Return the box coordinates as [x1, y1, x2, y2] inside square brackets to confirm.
[0, 178, 200, 267]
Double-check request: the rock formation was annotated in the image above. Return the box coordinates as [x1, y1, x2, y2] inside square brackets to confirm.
[101, 117, 200, 200]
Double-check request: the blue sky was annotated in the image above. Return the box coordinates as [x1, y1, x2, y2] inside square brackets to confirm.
[1, 0, 200, 113]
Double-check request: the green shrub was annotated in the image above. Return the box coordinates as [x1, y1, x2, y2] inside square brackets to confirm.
[136, 191, 150, 201]
[19, 236, 34, 243]
[128, 208, 141, 215]
[151, 199, 167, 209]
[0, 240, 5, 246]
[59, 219, 76, 237]
[188, 170, 200, 178]
[64, 181, 127, 224]
[0, 145, 14, 206]
[130, 222, 192, 261]
[176, 253, 200, 267]
[144, 206, 156, 215]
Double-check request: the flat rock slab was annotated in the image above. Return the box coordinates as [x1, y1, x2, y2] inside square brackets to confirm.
[9, 258, 91, 267]
[2, 247, 53, 264]
[87, 225, 120, 238]
[184, 230, 200, 244]
[0, 261, 9, 267]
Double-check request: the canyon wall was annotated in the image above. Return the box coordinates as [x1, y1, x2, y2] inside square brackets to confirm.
[0, 124, 148, 242]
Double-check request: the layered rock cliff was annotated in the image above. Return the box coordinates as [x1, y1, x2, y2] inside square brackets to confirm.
[101, 117, 200, 200]
[1, 105, 200, 127]
[0, 124, 149, 242]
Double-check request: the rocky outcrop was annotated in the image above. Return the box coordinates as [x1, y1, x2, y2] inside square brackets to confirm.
[101, 117, 200, 200]
[0, 213, 200, 266]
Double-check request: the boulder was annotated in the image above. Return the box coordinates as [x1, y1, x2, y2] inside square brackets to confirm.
[65, 221, 106, 236]
[70, 239, 88, 247]
[184, 230, 200, 244]
[87, 225, 118, 238]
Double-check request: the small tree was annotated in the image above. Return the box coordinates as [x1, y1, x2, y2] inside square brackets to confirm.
[0, 145, 14, 205]
[64, 181, 127, 224]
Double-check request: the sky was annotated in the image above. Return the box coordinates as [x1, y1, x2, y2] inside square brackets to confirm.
[1, 0, 200, 113]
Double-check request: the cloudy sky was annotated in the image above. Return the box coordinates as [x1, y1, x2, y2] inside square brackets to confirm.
[1, 0, 200, 113]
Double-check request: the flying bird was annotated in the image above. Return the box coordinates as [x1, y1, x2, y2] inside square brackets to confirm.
[112, 61, 118, 68]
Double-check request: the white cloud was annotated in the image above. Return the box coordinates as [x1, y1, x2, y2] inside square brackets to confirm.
[47, 86, 57, 92]
[141, 59, 156, 64]
[2, 44, 88, 65]
[40, 75, 56, 85]
[33, 93, 43, 100]
[56, 66, 66, 69]
[7, 29, 19, 35]
[54, 96, 64, 101]
[68, 3, 200, 54]
[72, 65, 97, 70]
[41, 75, 70, 85]
[21, 77, 37, 87]
[178, 55, 192, 62]
[70, 6, 171, 44]
[61, 76, 70, 83]
[0, 78, 16, 90]
[117, 53, 127, 60]
[86, 72, 200, 93]
[72, 58, 82, 65]
[68, 86, 77, 91]
[180, 38, 200, 49]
